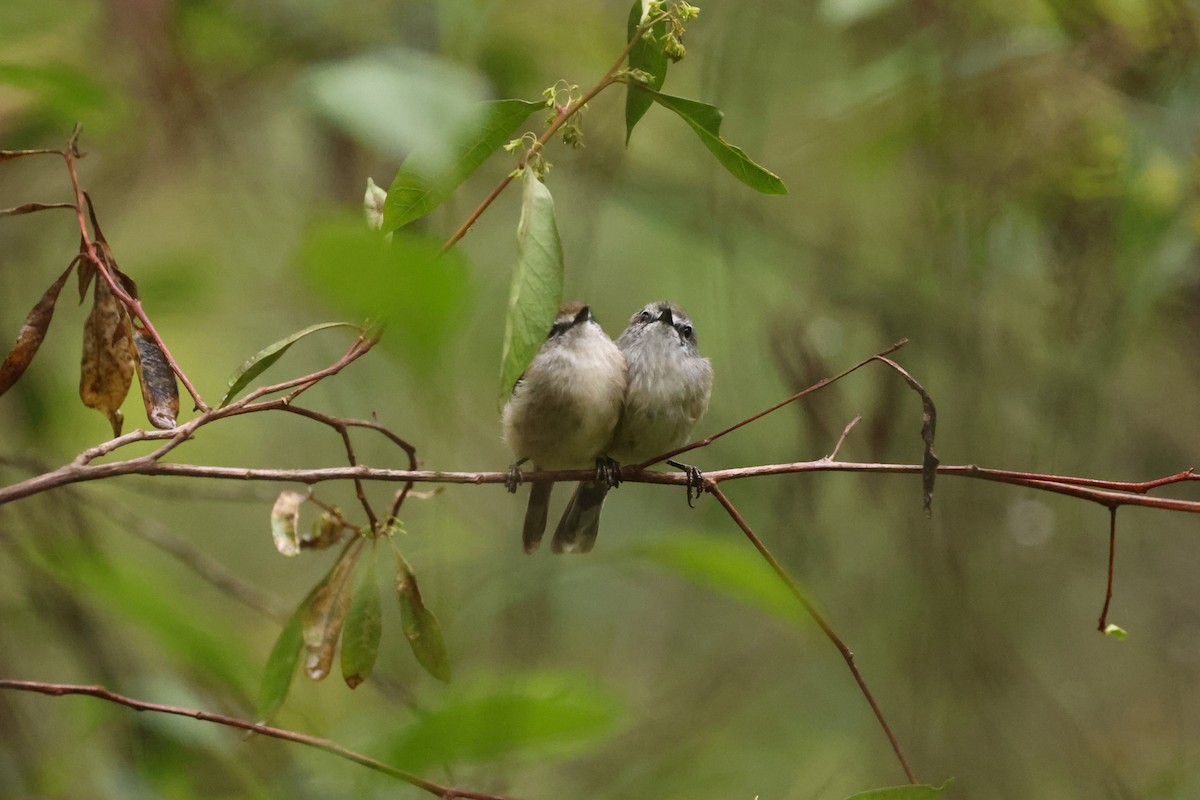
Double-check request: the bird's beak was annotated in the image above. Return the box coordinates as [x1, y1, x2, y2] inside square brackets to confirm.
[657, 307, 674, 326]
[574, 305, 592, 327]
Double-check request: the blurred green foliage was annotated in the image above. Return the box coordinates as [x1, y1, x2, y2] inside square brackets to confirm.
[4, 0, 1200, 799]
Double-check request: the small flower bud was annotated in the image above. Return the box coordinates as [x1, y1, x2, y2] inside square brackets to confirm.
[363, 177, 386, 231]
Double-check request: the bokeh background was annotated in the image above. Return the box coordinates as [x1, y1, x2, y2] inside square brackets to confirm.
[4, 0, 1200, 798]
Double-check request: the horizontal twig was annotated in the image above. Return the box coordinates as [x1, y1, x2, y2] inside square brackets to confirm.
[5, 457, 1199, 515]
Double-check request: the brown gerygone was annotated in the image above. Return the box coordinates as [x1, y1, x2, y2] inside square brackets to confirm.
[552, 301, 713, 553]
[503, 302, 627, 554]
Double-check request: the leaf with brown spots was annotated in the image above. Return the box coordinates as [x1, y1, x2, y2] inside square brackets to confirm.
[130, 323, 179, 429]
[301, 539, 364, 681]
[79, 277, 135, 436]
[0, 262, 74, 396]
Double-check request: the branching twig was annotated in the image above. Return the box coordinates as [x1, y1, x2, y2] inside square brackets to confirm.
[0, 680, 516, 800]
[705, 483, 917, 783]
[439, 12, 667, 253]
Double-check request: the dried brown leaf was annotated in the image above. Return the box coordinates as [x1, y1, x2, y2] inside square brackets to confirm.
[131, 324, 179, 429]
[76, 242, 95, 303]
[79, 277, 134, 436]
[0, 262, 73, 396]
[873, 355, 939, 515]
[270, 491, 307, 557]
[302, 540, 363, 681]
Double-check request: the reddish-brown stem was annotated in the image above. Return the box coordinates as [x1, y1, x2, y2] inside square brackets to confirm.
[439, 15, 660, 253]
[637, 339, 908, 469]
[278, 405, 379, 530]
[0, 679, 516, 800]
[1098, 507, 1117, 632]
[57, 130, 209, 413]
[706, 483, 918, 784]
[0, 201, 77, 217]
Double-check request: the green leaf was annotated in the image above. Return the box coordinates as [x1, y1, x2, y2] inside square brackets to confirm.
[218, 322, 359, 407]
[384, 98, 544, 232]
[391, 542, 451, 683]
[257, 588, 315, 721]
[302, 540, 364, 682]
[299, 216, 472, 376]
[384, 673, 623, 771]
[1103, 623, 1129, 640]
[302, 49, 489, 171]
[497, 171, 564, 403]
[0, 63, 115, 126]
[624, 0, 669, 143]
[630, 532, 808, 626]
[631, 87, 788, 194]
[341, 544, 383, 689]
[844, 779, 954, 799]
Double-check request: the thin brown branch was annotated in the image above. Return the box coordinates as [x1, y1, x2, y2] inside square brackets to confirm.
[1098, 508, 1117, 632]
[638, 339, 908, 469]
[706, 483, 918, 784]
[11, 457, 1200, 516]
[59, 135, 208, 412]
[825, 415, 862, 461]
[0, 680, 516, 800]
[439, 13, 662, 253]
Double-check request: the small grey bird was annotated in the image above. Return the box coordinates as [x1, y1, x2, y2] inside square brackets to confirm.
[503, 302, 627, 553]
[552, 301, 713, 554]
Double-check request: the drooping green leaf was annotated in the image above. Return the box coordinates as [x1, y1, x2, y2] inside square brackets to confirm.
[218, 322, 359, 407]
[391, 542, 451, 683]
[299, 216, 472, 376]
[631, 532, 808, 627]
[631, 87, 788, 194]
[342, 544, 383, 689]
[497, 170, 564, 403]
[302, 539, 364, 681]
[624, 0, 669, 143]
[383, 673, 624, 771]
[257, 588, 316, 721]
[844, 779, 954, 799]
[384, 98, 544, 232]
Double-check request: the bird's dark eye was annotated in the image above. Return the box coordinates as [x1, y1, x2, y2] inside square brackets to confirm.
[638, 310, 653, 323]
[680, 324, 693, 340]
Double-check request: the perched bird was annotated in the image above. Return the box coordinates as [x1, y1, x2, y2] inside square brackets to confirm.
[503, 302, 627, 553]
[552, 301, 713, 554]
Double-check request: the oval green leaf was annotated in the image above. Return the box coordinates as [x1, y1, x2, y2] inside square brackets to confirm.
[299, 217, 472, 376]
[497, 170, 564, 403]
[630, 532, 808, 627]
[384, 98, 544, 232]
[624, 0, 669, 143]
[342, 545, 383, 689]
[631, 87, 788, 194]
[218, 322, 360, 407]
[257, 588, 316, 721]
[392, 544, 451, 683]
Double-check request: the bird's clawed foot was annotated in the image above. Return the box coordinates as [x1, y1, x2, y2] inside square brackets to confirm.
[594, 456, 622, 489]
[506, 459, 527, 493]
[667, 459, 705, 507]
